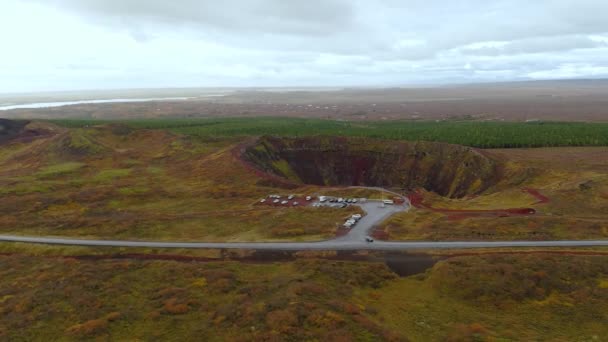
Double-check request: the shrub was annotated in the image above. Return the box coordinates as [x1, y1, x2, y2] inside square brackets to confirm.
[163, 298, 189, 315]
[265, 309, 298, 333]
[65, 319, 108, 336]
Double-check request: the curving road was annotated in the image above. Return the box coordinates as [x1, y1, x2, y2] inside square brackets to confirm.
[1, 190, 607, 250]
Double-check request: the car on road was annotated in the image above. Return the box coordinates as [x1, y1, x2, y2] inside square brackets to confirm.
[383, 199, 394, 205]
[365, 236, 374, 243]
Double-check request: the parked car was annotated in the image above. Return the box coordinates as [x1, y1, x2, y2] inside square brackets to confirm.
[273, 199, 280, 204]
[281, 200, 288, 205]
[305, 196, 312, 201]
[260, 199, 266, 203]
[351, 214, 362, 220]
[288, 195, 295, 200]
[319, 196, 327, 202]
[365, 236, 374, 243]
[292, 202, 299, 206]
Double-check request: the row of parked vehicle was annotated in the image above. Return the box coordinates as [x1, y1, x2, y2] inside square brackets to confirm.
[260, 194, 315, 206]
[318, 196, 360, 204]
[344, 214, 362, 228]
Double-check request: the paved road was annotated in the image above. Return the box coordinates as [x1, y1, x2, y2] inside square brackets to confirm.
[1, 234, 608, 250]
[1, 188, 607, 250]
[334, 200, 408, 242]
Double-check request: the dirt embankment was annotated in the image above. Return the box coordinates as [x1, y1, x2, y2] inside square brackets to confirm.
[0, 119, 59, 145]
[242, 136, 503, 199]
[0, 119, 29, 144]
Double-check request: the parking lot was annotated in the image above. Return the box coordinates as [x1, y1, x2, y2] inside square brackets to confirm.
[257, 194, 365, 209]
[255, 191, 410, 242]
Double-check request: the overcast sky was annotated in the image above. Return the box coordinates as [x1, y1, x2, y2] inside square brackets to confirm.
[2, 0, 608, 93]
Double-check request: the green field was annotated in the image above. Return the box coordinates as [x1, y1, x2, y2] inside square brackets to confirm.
[50, 117, 608, 148]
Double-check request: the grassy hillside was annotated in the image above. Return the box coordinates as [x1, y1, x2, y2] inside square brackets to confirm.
[377, 147, 608, 241]
[0, 245, 607, 341]
[2, 121, 607, 242]
[50, 117, 608, 148]
[0, 122, 358, 242]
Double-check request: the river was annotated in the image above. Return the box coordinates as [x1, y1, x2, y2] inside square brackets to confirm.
[0, 96, 210, 111]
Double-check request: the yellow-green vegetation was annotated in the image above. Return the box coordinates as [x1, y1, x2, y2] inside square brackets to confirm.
[380, 147, 608, 241]
[2, 122, 607, 242]
[358, 253, 608, 341]
[35, 162, 85, 179]
[0, 246, 607, 341]
[0, 123, 354, 242]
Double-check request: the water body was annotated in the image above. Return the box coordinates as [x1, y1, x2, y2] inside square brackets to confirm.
[383, 253, 442, 277]
[0, 96, 207, 111]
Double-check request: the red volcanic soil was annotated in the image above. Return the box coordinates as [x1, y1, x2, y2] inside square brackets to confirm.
[335, 227, 351, 238]
[371, 228, 390, 240]
[443, 250, 608, 258]
[241, 136, 501, 199]
[407, 189, 540, 220]
[523, 188, 550, 204]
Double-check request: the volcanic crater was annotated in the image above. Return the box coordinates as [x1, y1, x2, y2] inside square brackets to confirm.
[242, 136, 503, 198]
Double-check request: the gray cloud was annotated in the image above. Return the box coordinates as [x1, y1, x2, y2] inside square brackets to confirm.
[461, 35, 608, 56]
[38, 0, 356, 36]
[2, 0, 608, 92]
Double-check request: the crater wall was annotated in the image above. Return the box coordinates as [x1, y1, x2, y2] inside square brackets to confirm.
[243, 136, 502, 198]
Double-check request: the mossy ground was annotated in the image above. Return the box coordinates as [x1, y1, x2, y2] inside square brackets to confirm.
[1, 121, 608, 341]
[379, 147, 608, 241]
[0, 124, 354, 242]
[0, 243, 607, 341]
[1, 123, 607, 242]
